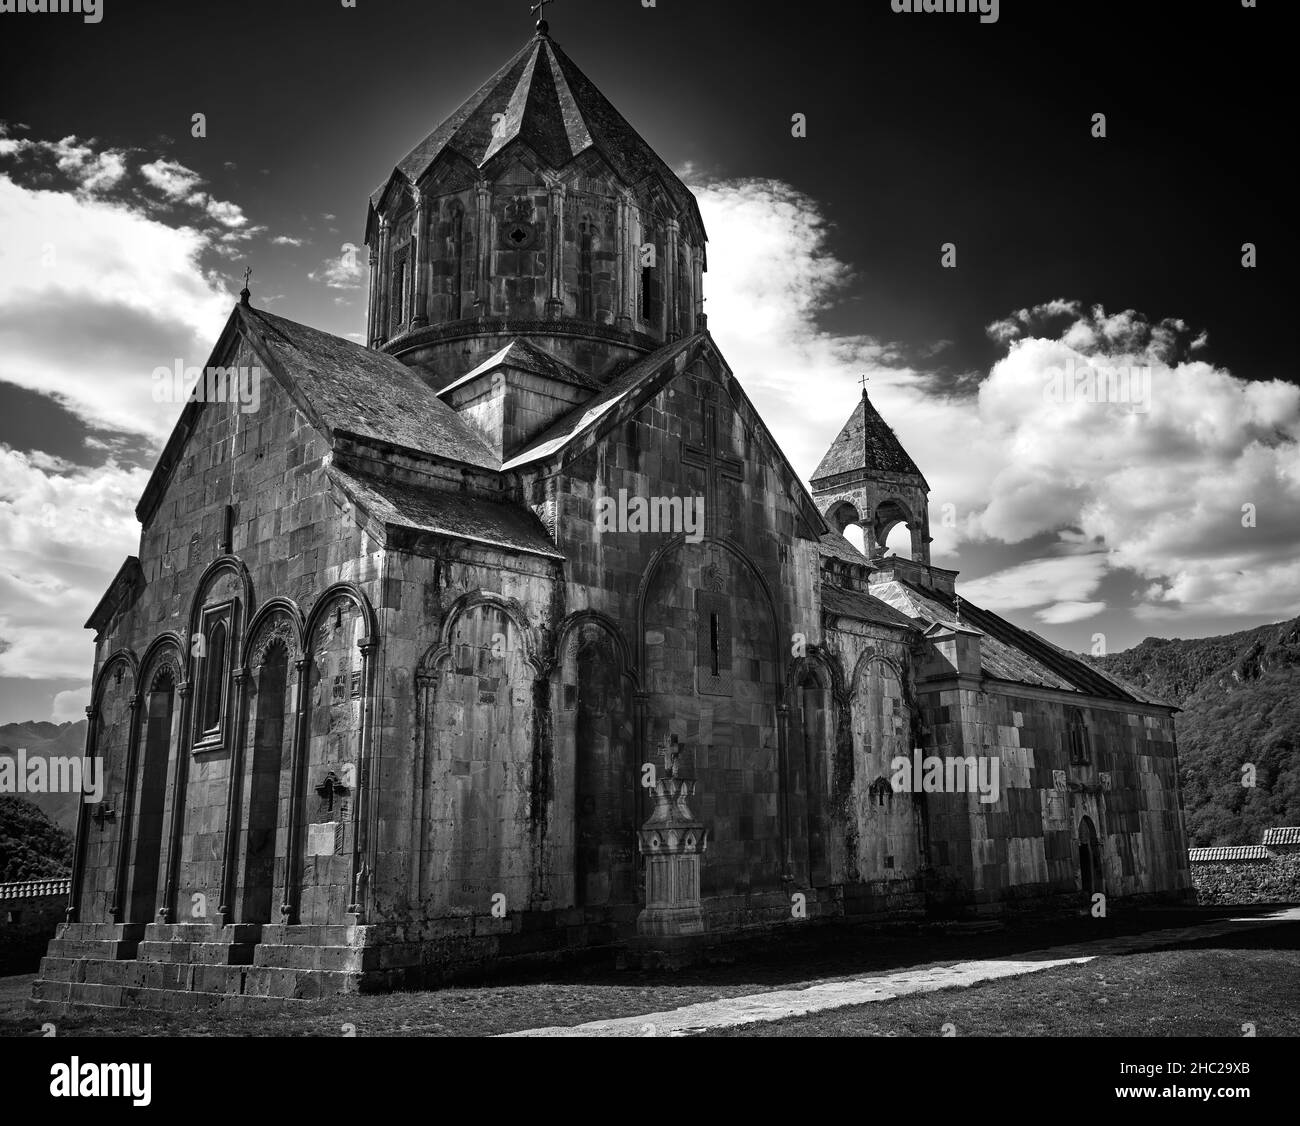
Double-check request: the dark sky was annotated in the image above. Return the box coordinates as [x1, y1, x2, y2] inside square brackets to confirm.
[1, 0, 1290, 384]
[0, 0, 1293, 724]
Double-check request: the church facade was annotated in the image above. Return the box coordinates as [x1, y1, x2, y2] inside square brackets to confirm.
[34, 24, 1190, 1009]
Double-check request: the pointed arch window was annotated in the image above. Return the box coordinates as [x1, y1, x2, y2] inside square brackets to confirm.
[1066, 706, 1091, 765]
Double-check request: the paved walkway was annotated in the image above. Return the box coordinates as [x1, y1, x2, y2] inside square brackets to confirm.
[503, 906, 1300, 1037]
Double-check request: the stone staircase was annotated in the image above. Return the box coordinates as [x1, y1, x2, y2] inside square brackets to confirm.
[30, 921, 390, 1013]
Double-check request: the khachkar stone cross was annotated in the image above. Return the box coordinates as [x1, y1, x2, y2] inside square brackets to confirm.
[636, 735, 708, 942]
[681, 394, 743, 537]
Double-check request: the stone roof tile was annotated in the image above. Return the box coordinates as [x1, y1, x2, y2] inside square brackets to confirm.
[374, 32, 704, 239]
[811, 392, 926, 485]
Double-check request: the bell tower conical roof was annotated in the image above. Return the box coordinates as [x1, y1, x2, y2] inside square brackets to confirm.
[811, 390, 933, 567]
[811, 389, 928, 488]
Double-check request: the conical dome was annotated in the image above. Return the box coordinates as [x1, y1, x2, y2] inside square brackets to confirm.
[364, 27, 707, 390]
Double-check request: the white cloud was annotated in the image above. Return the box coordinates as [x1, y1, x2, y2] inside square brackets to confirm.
[309, 247, 364, 289]
[53, 685, 91, 722]
[1036, 601, 1108, 625]
[0, 174, 234, 441]
[0, 447, 146, 680]
[139, 157, 203, 201]
[692, 177, 1300, 622]
[272, 235, 305, 246]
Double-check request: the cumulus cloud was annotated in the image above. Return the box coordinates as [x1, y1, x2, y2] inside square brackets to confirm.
[0, 175, 234, 440]
[53, 685, 91, 722]
[0, 447, 146, 680]
[309, 245, 365, 289]
[139, 157, 203, 200]
[691, 177, 1300, 623]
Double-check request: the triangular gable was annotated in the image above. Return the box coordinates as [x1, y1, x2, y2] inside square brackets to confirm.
[137, 303, 499, 528]
[502, 333, 827, 540]
[85, 556, 144, 633]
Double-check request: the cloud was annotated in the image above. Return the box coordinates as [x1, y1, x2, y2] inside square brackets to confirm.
[0, 175, 234, 441]
[0, 447, 146, 680]
[691, 178, 1300, 622]
[139, 157, 203, 201]
[309, 245, 364, 289]
[272, 235, 305, 246]
[52, 685, 91, 722]
[0, 134, 131, 195]
[1036, 601, 1108, 625]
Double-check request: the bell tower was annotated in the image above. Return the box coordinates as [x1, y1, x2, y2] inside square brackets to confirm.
[811, 389, 933, 565]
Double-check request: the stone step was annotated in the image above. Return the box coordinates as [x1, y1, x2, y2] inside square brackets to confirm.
[251, 943, 377, 972]
[241, 964, 364, 1000]
[30, 979, 308, 1014]
[258, 924, 362, 947]
[142, 922, 262, 944]
[136, 940, 257, 966]
[56, 922, 148, 943]
[43, 937, 140, 960]
[31, 956, 373, 1007]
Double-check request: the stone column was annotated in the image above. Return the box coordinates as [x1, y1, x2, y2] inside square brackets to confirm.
[347, 637, 377, 921]
[281, 657, 310, 925]
[366, 241, 380, 347]
[65, 703, 98, 923]
[216, 666, 249, 924]
[475, 182, 493, 313]
[158, 679, 192, 923]
[546, 179, 566, 319]
[376, 218, 392, 345]
[412, 189, 430, 328]
[776, 702, 792, 879]
[615, 193, 633, 332]
[109, 693, 144, 923]
[665, 217, 680, 342]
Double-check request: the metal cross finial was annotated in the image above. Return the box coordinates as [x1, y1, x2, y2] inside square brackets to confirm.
[240, 266, 253, 305]
[530, 0, 554, 20]
[243, 266, 252, 289]
[859, 373, 870, 396]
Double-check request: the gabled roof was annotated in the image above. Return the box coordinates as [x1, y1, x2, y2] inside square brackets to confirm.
[137, 303, 500, 526]
[818, 530, 871, 567]
[502, 334, 700, 469]
[872, 578, 1172, 706]
[85, 556, 143, 633]
[501, 333, 828, 541]
[328, 465, 564, 560]
[821, 585, 920, 633]
[1262, 827, 1300, 846]
[811, 391, 928, 487]
[372, 29, 704, 241]
[243, 307, 498, 468]
[439, 338, 599, 397]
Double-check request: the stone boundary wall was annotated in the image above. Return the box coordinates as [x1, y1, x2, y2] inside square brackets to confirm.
[1190, 854, 1300, 905]
[0, 878, 70, 975]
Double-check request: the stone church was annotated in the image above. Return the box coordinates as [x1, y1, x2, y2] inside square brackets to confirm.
[35, 20, 1190, 1009]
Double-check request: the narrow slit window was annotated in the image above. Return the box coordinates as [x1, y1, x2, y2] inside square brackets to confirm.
[710, 613, 720, 676]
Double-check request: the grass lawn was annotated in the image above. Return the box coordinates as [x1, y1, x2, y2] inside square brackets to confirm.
[1, 907, 1294, 1037]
